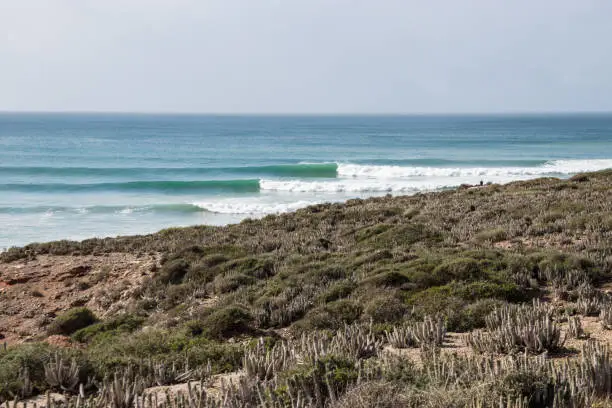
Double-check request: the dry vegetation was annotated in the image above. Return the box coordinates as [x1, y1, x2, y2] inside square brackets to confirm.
[1, 169, 612, 407]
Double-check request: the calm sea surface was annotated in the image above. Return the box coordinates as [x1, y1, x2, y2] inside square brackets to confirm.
[1, 113, 611, 249]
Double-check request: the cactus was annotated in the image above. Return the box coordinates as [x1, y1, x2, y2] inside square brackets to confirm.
[243, 338, 293, 381]
[96, 370, 144, 408]
[43, 353, 80, 392]
[566, 314, 586, 339]
[600, 302, 612, 329]
[330, 322, 382, 360]
[150, 360, 195, 386]
[9, 340, 612, 408]
[411, 316, 446, 347]
[466, 301, 564, 354]
[576, 296, 602, 316]
[384, 325, 417, 348]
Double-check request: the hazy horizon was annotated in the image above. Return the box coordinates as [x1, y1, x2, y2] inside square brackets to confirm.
[2, 1, 612, 114]
[2, 111, 612, 116]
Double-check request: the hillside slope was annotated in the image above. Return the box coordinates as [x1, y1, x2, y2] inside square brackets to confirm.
[1, 170, 611, 406]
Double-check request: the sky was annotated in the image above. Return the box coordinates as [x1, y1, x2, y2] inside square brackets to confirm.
[1, 0, 612, 114]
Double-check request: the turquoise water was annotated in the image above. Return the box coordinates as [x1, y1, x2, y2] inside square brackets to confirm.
[1, 113, 611, 249]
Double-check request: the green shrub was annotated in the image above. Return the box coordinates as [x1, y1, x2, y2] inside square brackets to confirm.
[488, 371, 553, 404]
[311, 265, 348, 281]
[444, 281, 526, 303]
[0, 343, 52, 400]
[48, 307, 98, 335]
[317, 281, 356, 303]
[223, 257, 275, 279]
[361, 271, 410, 287]
[211, 273, 256, 294]
[537, 252, 598, 283]
[374, 224, 442, 247]
[297, 300, 362, 331]
[157, 258, 189, 284]
[407, 279, 524, 332]
[364, 295, 410, 323]
[449, 299, 508, 332]
[0, 343, 92, 400]
[200, 306, 253, 339]
[86, 329, 242, 374]
[72, 314, 145, 343]
[432, 257, 484, 283]
[351, 250, 394, 268]
[355, 224, 392, 242]
[282, 355, 359, 404]
[475, 228, 508, 243]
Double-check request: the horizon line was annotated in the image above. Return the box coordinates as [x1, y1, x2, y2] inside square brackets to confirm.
[1, 109, 612, 117]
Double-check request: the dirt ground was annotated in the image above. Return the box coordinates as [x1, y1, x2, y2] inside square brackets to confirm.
[0, 253, 160, 345]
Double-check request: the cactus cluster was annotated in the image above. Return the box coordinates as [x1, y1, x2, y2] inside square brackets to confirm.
[243, 339, 293, 381]
[5, 329, 612, 407]
[43, 354, 80, 393]
[566, 314, 586, 339]
[384, 316, 446, 349]
[601, 302, 612, 329]
[465, 301, 565, 354]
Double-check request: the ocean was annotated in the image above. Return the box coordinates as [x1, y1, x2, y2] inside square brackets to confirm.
[1, 113, 611, 249]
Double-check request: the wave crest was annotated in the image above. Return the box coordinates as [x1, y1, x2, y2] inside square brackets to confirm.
[337, 159, 612, 178]
[192, 199, 321, 214]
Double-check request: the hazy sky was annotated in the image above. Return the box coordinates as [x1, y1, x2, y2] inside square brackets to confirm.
[1, 0, 611, 113]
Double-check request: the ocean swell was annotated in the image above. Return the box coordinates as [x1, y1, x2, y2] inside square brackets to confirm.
[0, 179, 261, 194]
[0, 163, 338, 179]
[336, 159, 612, 178]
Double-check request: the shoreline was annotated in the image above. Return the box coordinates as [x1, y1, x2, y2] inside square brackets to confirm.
[0, 173, 584, 253]
[0, 178, 537, 254]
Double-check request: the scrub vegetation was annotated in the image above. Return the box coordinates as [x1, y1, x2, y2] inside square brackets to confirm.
[1, 170, 612, 406]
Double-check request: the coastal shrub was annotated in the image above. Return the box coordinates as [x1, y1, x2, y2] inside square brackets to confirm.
[311, 265, 348, 282]
[156, 258, 189, 284]
[407, 280, 525, 332]
[432, 257, 484, 283]
[72, 314, 145, 343]
[48, 307, 98, 335]
[443, 280, 527, 303]
[351, 250, 394, 268]
[537, 252, 599, 284]
[407, 288, 464, 316]
[361, 270, 410, 288]
[296, 300, 362, 331]
[0, 343, 91, 401]
[488, 371, 553, 404]
[317, 280, 356, 303]
[475, 228, 508, 243]
[0, 343, 53, 400]
[364, 295, 410, 323]
[222, 256, 276, 279]
[282, 355, 359, 405]
[329, 381, 409, 408]
[354, 224, 392, 242]
[200, 305, 253, 339]
[450, 299, 508, 332]
[375, 224, 442, 247]
[210, 272, 256, 294]
[86, 329, 242, 375]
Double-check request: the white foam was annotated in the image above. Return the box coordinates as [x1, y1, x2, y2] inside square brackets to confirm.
[259, 179, 449, 193]
[541, 159, 612, 173]
[336, 159, 612, 179]
[192, 199, 322, 215]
